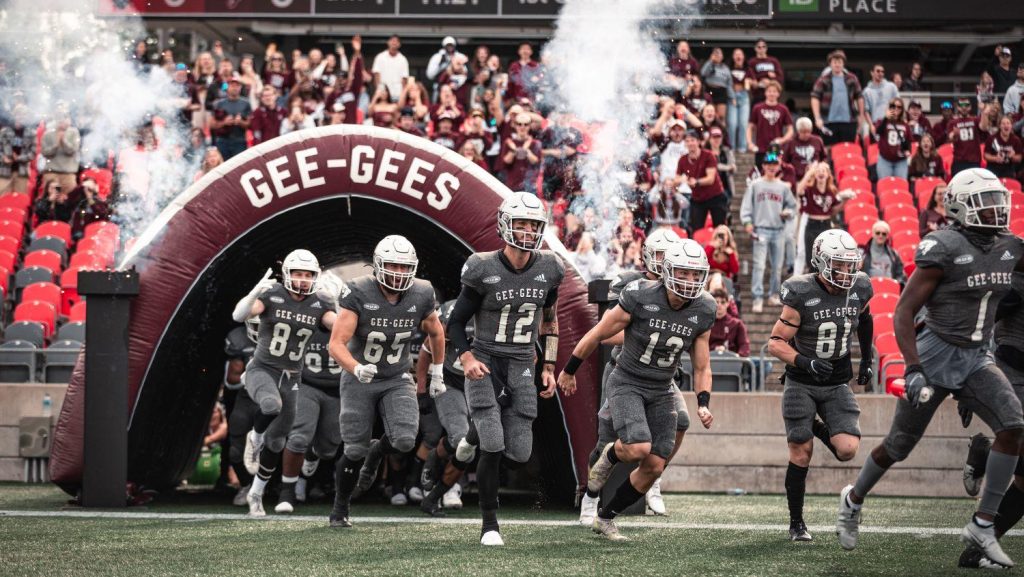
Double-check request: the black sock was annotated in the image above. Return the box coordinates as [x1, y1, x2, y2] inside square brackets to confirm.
[379, 436, 398, 455]
[465, 427, 479, 447]
[995, 483, 1024, 537]
[253, 412, 276, 435]
[390, 457, 407, 495]
[231, 461, 253, 487]
[256, 449, 281, 481]
[785, 462, 809, 524]
[585, 487, 600, 499]
[333, 455, 364, 512]
[408, 456, 425, 489]
[606, 446, 620, 466]
[478, 450, 501, 534]
[426, 480, 452, 503]
[597, 478, 644, 520]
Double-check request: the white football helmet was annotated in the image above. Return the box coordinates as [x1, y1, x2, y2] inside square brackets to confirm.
[945, 168, 1011, 230]
[281, 249, 321, 295]
[245, 317, 260, 343]
[373, 235, 418, 292]
[497, 191, 547, 251]
[642, 228, 681, 276]
[811, 229, 862, 290]
[662, 239, 710, 299]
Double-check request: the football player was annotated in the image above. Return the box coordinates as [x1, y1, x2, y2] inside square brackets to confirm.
[223, 320, 259, 506]
[446, 191, 565, 546]
[327, 235, 445, 528]
[275, 274, 346, 513]
[837, 168, 1024, 569]
[768, 229, 873, 541]
[579, 228, 688, 525]
[558, 240, 716, 541]
[232, 249, 337, 516]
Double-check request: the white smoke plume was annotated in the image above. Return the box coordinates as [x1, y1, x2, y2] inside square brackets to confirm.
[0, 1, 198, 245]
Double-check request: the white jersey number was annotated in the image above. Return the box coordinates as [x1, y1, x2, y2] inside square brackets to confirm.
[815, 319, 851, 359]
[364, 331, 414, 364]
[639, 331, 685, 368]
[268, 322, 313, 361]
[494, 303, 538, 344]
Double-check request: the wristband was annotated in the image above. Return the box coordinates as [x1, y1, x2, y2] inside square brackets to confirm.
[564, 354, 584, 376]
[697, 391, 710, 408]
[542, 334, 559, 365]
[905, 363, 924, 376]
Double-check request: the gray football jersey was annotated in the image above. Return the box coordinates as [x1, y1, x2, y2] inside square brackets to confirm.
[252, 283, 331, 372]
[608, 270, 647, 363]
[461, 250, 565, 361]
[615, 279, 716, 387]
[780, 272, 873, 385]
[224, 326, 255, 361]
[338, 275, 436, 380]
[995, 272, 1024, 351]
[916, 229, 1023, 348]
[302, 326, 342, 390]
[434, 300, 472, 376]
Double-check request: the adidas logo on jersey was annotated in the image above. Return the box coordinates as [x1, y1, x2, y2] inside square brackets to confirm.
[849, 293, 860, 300]
[522, 368, 532, 377]
[270, 296, 285, 303]
[291, 383, 299, 391]
[688, 315, 699, 324]
[407, 305, 417, 313]
[311, 301, 322, 308]
[1002, 251, 1016, 261]
[534, 273, 547, 282]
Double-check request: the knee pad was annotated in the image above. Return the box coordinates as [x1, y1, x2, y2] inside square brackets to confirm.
[344, 443, 369, 461]
[264, 436, 286, 454]
[285, 434, 310, 455]
[390, 436, 416, 455]
[258, 396, 282, 416]
[676, 412, 690, 432]
[787, 427, 813, 445]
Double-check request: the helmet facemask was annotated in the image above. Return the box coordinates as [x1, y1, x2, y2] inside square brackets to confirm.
[374, 256, 417, 292]
[818, 251, 862, 290]
[283, 267, 319, 295]
[959, 189, 1011, 230]
[664, 260, 709, 300]
[245, 317, 260, 343]
[499, 214, 546, 252]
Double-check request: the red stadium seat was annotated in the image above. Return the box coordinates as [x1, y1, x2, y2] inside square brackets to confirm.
[33, 221, 71, 247]
[836, 165, 869, 182]
[0, 219, 24, 240]
[870, 277, 901, 296]
[914, 177, 944, 209]
[843, 202, 878, 223]
[869, 293, 899, 316]
[866, 143, 879, 166]
[888, 216, 920, 236]
[22, 282, 61, 314]
[1012, 216, 1024, 237]
[838, 176, 871, 194]
[692, 227, 714, 246]
[83, 220, 120, 240]
[59, 268, 80, 316]
[0, 235, 21, 256]
[1003, 178, 1023, 194]
[0, 249, 16, 275]
[874, 313, 895, 337]
[881, 353, 906, 388]
[891, 229, 919, 250]
[848, 218, 876, 246]
[14, 300, 57, 338]
[877, 177, 910, 195]
[879, 189, 914, 209]
[881, 202, 917, 220]
[0, 192, 32, 212]
[23, 250, 62, 275]
[68, 251, 106, 271]
[831, 142, 863, 159]
[69, 301, 87, 323]
[0, 206, 27, 224]
[874, 331, 900, 357]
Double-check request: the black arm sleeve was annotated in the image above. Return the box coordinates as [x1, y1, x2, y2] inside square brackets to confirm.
[447, 285, 484, 357]
[543, 286, 560, 309]
[996, 289, 1023, 323]
[857, 306, 873, 365]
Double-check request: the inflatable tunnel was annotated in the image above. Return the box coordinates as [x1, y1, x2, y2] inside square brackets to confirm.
[49, 125, 602, 502]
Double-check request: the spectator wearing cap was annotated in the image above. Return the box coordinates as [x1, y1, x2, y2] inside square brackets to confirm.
[540, 111, 583, 202]
[250, 86, 286, 146]
[396, 108, 425, 137]
[1002, 63, 1024, 116]
[500, 112, 541, 194]
[426, 36, 466, 101]
[652, 117, 689, 197]
[0, 105, 36, 194]
[930, 100, 955, 146]
[40, 110, 80, 195]
[874, 97, 911, 180]
[430, 112, 462, 151]
[782, 117, 825, 181]
[678, 129, 727, 232]
[747, 80, 793, 166]
[903, 62, 925, 91]
[324, 101, 347, 126]
[747, 39, 783, 105]
[170, 63, 197, 128]
[861, 220, 905, 284]
[908, 133, 947, 182]
[740, 151, 796, 313]
[372, 35, 409, 103]
[709, 289, 750, 357]
[811, 50, 864, 145]
[984, 115, 1023, 179]
[949, 97, 991, 176]
[204, 59, 240, 111]
[905, 100, 931, 142]
[863, 63, 900, 127]
[210, 77, 251, 160]
[507, 42, 541, 104]
[989, 45, 1017, 96]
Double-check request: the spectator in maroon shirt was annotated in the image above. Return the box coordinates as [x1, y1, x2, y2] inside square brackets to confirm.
[682, 76, 713, 117]
[930, 101, 955, 146]
[949, 96, 991, 176]
[747, 81, 793, 166]
[704, 224, 739, 280]
[430, 84, 466, 128]
[906, 100, 932, 142]
[506, 42, 541, 104]
[709, 289, 750, 357]
[324, 101, 348, 126]
[908, 133, 948, 182]
[747, 39, 783, 104]
[437, 53, 472, 108]
[782, 117, 825, 181]
[460, 109, 493, 157]
[795, 162, 852, 271]
[500, 112, 542, 194]
[919, 183, 949, 237]
[677, 130, 726, 232]
[323, 36, 365, 125]
[667, 40, 699, 90]
[430, 113, 462, 151]
[395, 107, 424, 137]
[874, 98, 911, 180]
[262, 52, 293, 97]
[250, 86, 286, 146]
[984, 115, 1023, 178]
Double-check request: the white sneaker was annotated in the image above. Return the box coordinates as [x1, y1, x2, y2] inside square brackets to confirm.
[768, 294, 782, 307]
[274, 500, 294, 514]
[592, 517, 629, 541]
[645, 478, 667, 516]
[579, 493, 599, 526]
[587, 443, 616, 493]
[443, 484, 464, 509]
[390, 492, 408, 506]
[962, 518, 1015, 568]
[295, 478, 307, 503]
[243, 430, 264, 476]
[751, 298, 764, 313]
[836, 484, 861, 551]
[233, 484, 250, 507]
[408, 486, 424, 503]
[481, 530, 505, 546]
[456, 438, 477, 463]
[301, 457, 320, 478]
[247, 489, 266, 517]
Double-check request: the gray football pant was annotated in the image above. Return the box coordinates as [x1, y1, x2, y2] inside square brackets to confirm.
[464, 350, 536, 464]
[244, 362, 299, 454]
[435, 386, 471, 447]
[285, 383, 342, 460]
[339, 373, 419, 460]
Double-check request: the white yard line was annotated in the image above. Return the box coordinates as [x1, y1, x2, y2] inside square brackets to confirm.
[1, 509, 1018, 536]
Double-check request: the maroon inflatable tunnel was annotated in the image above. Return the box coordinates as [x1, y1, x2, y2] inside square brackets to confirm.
[49, 125, 601, 502]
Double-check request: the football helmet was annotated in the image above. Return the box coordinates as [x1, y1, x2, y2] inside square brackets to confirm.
[281, 249, 321, 295]
[373, 235, 418, 292]
[945, 168, 1011, 230]
[245, 317, 260, 344]
[811, 229, 862, 290]
[662, 239, 710, 299]
[497, 191, 547, 251]
[642, 228, 681, 276]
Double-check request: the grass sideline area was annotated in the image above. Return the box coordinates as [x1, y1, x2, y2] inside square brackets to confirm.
[0, 483, 1014, 576]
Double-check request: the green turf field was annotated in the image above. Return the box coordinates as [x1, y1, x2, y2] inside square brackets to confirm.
[0, 483, 1015, 576]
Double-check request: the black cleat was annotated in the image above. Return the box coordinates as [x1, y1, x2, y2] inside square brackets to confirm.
[420, 496, 446, 518]
[789, 520, 813, 542]
[964, 434, 992, 497]
[811, 418, 832, 446]
[329, 507, 353, 528]
[959, 545, 1011, 570]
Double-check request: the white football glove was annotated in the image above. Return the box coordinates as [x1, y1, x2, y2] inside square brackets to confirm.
[354, 363, 378, 383]
[252, 268, 276, 295]
[428, 364, 446, 398]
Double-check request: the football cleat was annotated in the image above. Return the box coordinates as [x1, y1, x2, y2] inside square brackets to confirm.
[275, 485, 296, 514]
[295, 478, 307, 503]
[408, 486, 424, 503]
[790, 520, 813, 542]
[329, 512, 353, 529]
[301, 457, 320, 478]
[959, 546, 1012, 570]
[390, 492, 408, 506]
[247, 489, 266, 517]
[963, 434, 992, 498]
[232, 484, 250, 507]
[481, 530, 505, 546]
[645, 478, 667, 516]
[579, 493, 599, 526]
[962, 518, 1015, 568]
[356, 440, 385, 494]
[419, 495, 446, 517]
[455, 437, 477, 463]
[587, 443, 617, 494]
[836, 484, 861, 550]
[443, 484, 464, 510]
[592, 517, 629, 541]
[243, 430, 264, 475]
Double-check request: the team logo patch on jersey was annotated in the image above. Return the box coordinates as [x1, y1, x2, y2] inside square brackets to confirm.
[522, 368, 532, 377]
[1002, 251, 1016, 261]
[954, 254, 975, 265]
[483, 275, 502, 284]
[805, 298, 821, 306]
[407, 305, 417, 313]
[311, 301, 322, 308]
[270, 296, 285, 303]
[534, 273, 547, 282]
[364, 303, 380, 310]
[918, 239, 938, 255]
[644, 304, 660, 312]
[688, 315, 699, 323]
